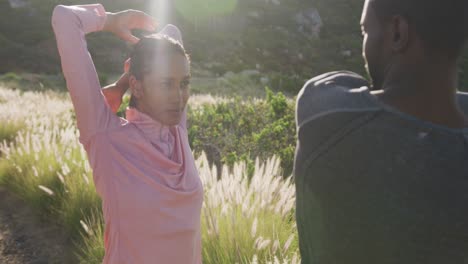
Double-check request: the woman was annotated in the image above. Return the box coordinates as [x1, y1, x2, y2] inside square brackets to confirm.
[52, 4, 203, 264]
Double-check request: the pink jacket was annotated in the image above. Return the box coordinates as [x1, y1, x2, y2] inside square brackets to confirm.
[52, 4, 203, 263]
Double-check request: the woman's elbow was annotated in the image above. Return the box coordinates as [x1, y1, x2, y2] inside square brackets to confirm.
[51, 5, 70, 29]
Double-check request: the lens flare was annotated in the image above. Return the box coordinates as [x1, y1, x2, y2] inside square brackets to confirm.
[148, 0, 170, 26]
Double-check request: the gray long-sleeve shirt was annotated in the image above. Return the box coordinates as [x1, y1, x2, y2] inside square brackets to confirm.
[294, 71, 468, 264]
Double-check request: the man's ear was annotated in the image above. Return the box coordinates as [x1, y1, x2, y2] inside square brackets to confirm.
[390, 15, 409, 53]
[129, 75, 143, 99]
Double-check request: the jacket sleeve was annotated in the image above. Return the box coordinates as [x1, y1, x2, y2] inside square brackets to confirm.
[52, 4, 121, 144]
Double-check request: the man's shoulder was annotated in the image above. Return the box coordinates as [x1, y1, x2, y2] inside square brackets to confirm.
[296, 71, 380, 128]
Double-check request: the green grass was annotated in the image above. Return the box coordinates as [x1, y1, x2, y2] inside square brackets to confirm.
[0, 72, 65, 92]
[0, 120, 25, 143]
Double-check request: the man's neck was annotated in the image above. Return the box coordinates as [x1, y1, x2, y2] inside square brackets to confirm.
[375, 63, 468, 129]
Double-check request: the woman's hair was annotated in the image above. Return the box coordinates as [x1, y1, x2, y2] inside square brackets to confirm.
[128, 34, 190, 107]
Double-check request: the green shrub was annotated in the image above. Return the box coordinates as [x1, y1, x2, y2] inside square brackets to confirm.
[188, 88, 296, 176]
[98, 73, 109, 87]
[0, 72, 22, 82]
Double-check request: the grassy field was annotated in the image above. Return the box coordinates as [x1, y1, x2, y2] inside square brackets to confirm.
[0, 70, 286, 98]
[0, 84, 299, 263]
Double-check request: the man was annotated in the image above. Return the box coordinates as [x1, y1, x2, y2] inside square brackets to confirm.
[294, 0, 468, 263]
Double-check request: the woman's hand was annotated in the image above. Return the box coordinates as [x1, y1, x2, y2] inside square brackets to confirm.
[103, 9, 156, 44]
[102, 72, 130, 113]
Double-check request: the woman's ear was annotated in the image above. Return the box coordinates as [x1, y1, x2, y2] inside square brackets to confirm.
[129, 75, 144, 99]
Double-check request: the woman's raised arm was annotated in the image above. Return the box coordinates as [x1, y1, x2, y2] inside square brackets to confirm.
[51, 4, 155, 144]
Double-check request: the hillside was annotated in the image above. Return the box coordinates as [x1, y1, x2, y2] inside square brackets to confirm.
[1, 0, 467, 92]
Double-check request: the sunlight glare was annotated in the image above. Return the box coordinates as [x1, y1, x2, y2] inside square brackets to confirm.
[174, 0, 237, 23]
[149, 0, 170, 27]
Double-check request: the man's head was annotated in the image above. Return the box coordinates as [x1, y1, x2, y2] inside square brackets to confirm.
[128, 26, 191, 126]
[361, 0, 468, 89]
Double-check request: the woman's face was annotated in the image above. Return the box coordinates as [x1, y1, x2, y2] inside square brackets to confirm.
[136, 53, 190, 126]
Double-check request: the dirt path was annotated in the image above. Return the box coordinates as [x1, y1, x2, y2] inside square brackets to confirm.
[0, 187, 76, 264]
